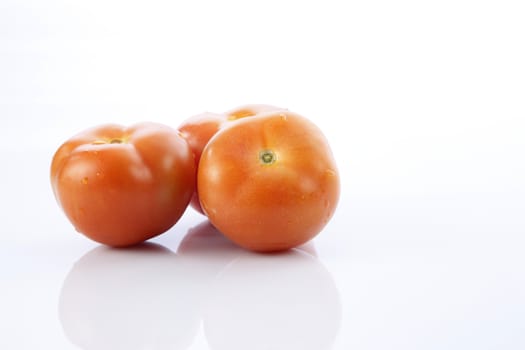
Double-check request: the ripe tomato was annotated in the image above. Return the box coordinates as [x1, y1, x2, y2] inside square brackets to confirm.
[198, 111, 340, 252]
[223, 104, 286, 120]
[178, 104, 284, 214]
[51, 122, 196, 247]
[178, 112, 226, 214]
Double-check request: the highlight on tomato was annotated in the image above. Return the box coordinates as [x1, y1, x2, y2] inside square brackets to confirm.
[197, 111, 340, 252]
[178, 104, 285, 214]
[50, 122, 196, 247]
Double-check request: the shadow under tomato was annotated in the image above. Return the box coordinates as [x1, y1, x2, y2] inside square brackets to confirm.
[177, 219, 318, 257]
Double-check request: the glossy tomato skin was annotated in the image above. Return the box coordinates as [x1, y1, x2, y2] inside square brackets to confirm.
[179, 104, 284, 214]
[224, 104, 286, 120]
[198, 111, 340, 252]
[179, 113, 226, 214]
[51, 122, 196, 247]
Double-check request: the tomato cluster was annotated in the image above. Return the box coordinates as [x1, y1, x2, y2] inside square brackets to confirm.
[51, 105, 340, 252]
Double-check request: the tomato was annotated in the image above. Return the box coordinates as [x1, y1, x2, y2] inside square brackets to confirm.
[198, 111, 340, 252]
[51, 122, 195, 247]
[178, 112, 226, 214]
[223, 103, 286, 120]
[178, 104, 284, 214]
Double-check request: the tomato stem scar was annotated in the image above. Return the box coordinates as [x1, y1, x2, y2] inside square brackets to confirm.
[92, 138, 125, 145]
[259, 149, 276, 165]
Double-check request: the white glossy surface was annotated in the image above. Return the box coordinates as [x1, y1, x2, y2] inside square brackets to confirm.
[1, 1, 525, 349]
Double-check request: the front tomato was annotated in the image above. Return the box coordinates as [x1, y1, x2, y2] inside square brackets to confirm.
[198, 111, 340, 252]
[51, 122, 195, 247]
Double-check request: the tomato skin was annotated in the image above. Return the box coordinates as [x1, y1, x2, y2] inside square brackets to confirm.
[198, 111, 340, 252]
[178, 113, 226, 214]
[178, 104, 284, 214]
[51, 122, 196, 247]
[224, 104, 286, 120]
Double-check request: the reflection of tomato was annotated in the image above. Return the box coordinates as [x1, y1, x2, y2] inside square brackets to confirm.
[203, 249, 342, 350]
[198, 111, 340, 252]
[176, 220, 245, 316]
[59, 243, 200, 350]
[51, 123, 195, 246]
[178, 104, 283, 214]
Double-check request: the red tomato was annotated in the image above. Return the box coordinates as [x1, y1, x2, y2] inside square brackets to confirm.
[178, 104, 284, 214]
[198, 111, 340, 252]
[223, 104, 286, 120]
[51, 122, 196, 247]
[178, 112, 226, 214]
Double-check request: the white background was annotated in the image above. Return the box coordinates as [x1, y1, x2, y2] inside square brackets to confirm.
[1, 0, 524, 349]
